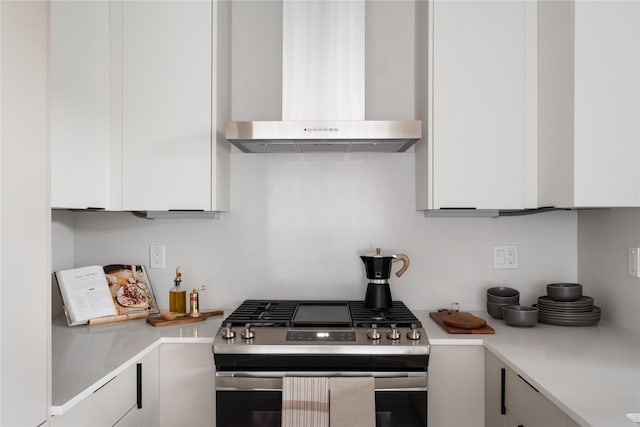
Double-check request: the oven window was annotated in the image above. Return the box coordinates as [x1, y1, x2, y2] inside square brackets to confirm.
[375, 391, 427, 427]
[216, 390, 427, 427]
[217, 391, 282, 427]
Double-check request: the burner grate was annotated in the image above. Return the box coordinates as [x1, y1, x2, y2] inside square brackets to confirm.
[222, 300, 297, 327]
[349, 301, 421, 328]
[221, 299, 421, 328]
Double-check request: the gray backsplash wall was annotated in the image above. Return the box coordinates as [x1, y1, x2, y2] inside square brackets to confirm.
[578, 208, 640, 333]
[52, 152, 578, 314]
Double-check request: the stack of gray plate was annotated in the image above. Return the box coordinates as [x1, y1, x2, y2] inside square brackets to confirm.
[536, 296, 601, 326]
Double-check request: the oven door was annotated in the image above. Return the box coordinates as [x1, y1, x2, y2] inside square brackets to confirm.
[215, 371, 428, 427]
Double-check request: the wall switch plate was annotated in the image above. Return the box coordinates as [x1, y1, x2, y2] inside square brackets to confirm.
[150, 245, 165, 269]
[628, 248, 640, 278]
[493, 245, 518, 269]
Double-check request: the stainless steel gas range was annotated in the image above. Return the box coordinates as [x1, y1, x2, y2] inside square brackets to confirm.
[212, 300, 430, 427]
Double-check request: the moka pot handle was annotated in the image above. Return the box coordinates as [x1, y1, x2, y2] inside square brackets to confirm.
[392, 254, 410, 277]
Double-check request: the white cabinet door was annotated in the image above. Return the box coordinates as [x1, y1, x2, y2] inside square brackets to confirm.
[505, 410, 523, 427]
[51, 0, 110, 209]
[139, 347, 160, 427]
[539, 0, 640, 208]
[504, 367, 568, 427]
[121, 1, 213, 211]
[159, 344, 215, 427]
[426, 0, 537, 210]
[485, 350, 506, 427]
[427, 345, 484, 427]
[0, 1, 50, 425]
[113, 406, 138, 427]
[52, 364, 138, 427]
[574, 0, 640, 207]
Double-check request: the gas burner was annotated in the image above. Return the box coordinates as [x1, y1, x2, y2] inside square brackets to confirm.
[221, 299, 421, 328]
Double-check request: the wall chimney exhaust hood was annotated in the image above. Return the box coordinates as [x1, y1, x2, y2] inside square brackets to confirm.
[225, 1, 421, 153]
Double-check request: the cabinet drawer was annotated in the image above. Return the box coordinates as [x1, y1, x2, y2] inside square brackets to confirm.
[505, 369, 568, 427]
[52, 364, 137, 427]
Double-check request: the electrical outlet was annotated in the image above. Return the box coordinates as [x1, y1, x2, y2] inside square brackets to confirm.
[628, 248, 640, 278]
[493, 245, 518, 269]
[150, 245, 165, 269]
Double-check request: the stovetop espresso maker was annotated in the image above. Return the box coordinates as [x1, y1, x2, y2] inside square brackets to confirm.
[360, 248, 410, 309]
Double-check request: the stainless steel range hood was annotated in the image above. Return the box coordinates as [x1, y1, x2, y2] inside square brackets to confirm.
[226, 120, 421, 153]
[225, 1, 421, 153]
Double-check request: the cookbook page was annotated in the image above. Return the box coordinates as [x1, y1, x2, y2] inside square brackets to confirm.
[56, 266, 118, 325]
[103, 264, 159, 316]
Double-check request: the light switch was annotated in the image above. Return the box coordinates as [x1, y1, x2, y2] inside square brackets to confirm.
[494, 245, 518, 269]
[628, 248, 640, 278]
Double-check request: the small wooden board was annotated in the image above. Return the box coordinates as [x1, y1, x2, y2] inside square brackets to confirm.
[443, 311, 487, 329]
[146, 310, 224, 327]
[430, 310, 495, 334]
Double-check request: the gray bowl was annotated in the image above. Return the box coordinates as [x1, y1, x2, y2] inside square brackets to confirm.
[502, 305, 538, 327]
[487, 301, 514, 319]
[487, 287, 520, 303]
[546, 283, 582, 302]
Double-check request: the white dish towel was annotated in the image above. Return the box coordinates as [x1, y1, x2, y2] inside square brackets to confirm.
[281, 377, 330, 427]
[329, 377, 376, 427]
[281, 377, 375, 427]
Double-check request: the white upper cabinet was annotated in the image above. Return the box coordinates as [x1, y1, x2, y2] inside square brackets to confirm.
[51, 1, 110, 209]
[416, 0, 538, 210]
[574, 0, 640, 207]
[120, 0, 219, 211]
[539, 0, 640, 208]
[51, 0, 230, 212]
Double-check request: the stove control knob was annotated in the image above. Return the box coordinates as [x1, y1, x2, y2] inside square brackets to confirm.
[367, 324, 381, 340]
[221, 326, 236, 340]
[241, 324, 255, 340]
[387, 324, 401, 340]
[407, 324, 421, 340]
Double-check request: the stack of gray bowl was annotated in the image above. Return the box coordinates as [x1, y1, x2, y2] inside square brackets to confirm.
[537, 283, 601, 326]
[486, 287, 519, 319]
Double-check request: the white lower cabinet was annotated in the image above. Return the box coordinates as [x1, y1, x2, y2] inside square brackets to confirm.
[52, 363, 137, 427]
[113, 407, 139, 427]
[485, 350, 505, 427]
[485, 349, 578, 427]
[53, 343, 214, 427]
[139, 347, 160, 427]
[505, 368, 568, 427]
[427, 345, 484, 427]
[159, 343, 215, 427]
[53, 348, 159, 427]
[505, 410, 523, 427]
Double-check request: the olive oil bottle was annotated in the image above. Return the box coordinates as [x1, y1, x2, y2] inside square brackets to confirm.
[169, 266, 186, 314]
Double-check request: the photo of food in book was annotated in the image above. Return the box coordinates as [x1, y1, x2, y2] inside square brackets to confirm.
[103, 264, 159, 315]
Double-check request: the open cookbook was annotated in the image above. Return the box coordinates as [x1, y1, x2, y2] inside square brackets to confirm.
[55, 264, 160, 326]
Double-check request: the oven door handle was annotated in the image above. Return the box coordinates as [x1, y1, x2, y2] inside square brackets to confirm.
[215, 371, 428, 391]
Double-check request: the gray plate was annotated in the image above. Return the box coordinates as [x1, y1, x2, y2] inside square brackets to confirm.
[538, 306, 601, 317]
[537, 305, 593, 313]
[537, 295, 594, 305]
[538, 308, 601, 324]
[538, 317, 600, 326]
[537, 296, 594, 311]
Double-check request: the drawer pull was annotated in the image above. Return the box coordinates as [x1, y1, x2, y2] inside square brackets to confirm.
[500, 368, 506, 415]
[137, 363, 142, 409]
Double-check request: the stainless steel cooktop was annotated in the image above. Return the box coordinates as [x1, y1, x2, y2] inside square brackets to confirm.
[213, 300, 430, 357]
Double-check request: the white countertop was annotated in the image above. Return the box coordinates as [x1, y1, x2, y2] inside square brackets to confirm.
[52, 310, 640, 426]
[51, 313, 225, 415]
[419, 310, 640, 427]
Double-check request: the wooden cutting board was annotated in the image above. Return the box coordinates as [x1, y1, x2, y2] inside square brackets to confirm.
[443, 311, 487, 329]
[430, 310, 495, 334]
[146, 310, 224, 327]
